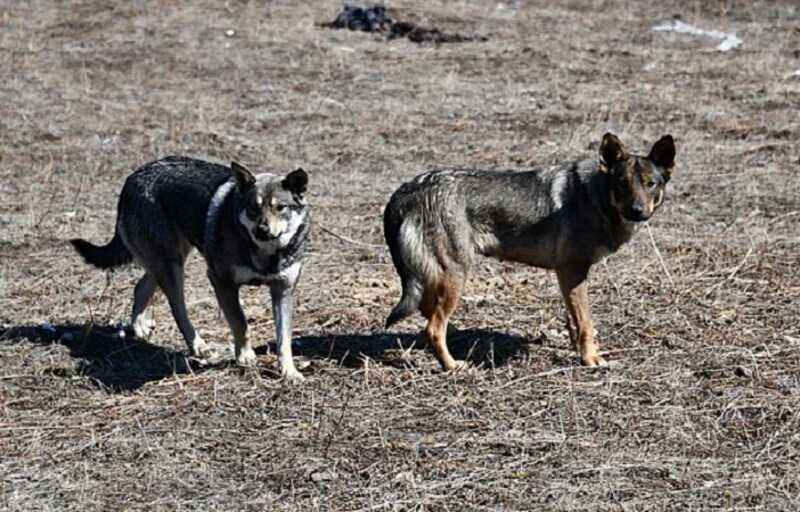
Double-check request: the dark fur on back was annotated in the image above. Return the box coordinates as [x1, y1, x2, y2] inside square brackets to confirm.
[71, 156, 232, 269]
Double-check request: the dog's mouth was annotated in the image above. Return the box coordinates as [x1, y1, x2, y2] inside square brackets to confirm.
[254, 226, 280, 241]
[623, 209, 650, 223]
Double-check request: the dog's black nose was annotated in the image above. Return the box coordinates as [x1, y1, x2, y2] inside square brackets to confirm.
[254, 226, 277, 241]
[629, 202, 648, 221]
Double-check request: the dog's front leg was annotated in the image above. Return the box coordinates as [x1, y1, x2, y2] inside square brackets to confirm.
[209, 275, 255, 367]
[269, 282, 304, 384]
[555, 265, 606, 367]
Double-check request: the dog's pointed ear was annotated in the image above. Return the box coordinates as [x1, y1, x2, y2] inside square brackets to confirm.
[231, 161, 256, 188]
[282, 168, 308, 196]
[599, 132, 628, 173]
[648, 135, 676, 179]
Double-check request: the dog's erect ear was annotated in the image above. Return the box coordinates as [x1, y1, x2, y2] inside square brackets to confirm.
[648, 135, 676, 177]
[599, 132, 628, 173]
[231, 161, 256, 188]
[282, 168, 308, 196]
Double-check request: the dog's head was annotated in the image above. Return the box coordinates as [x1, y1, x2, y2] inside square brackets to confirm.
[231, 162, 309, 248]
[599, 133, 675, 222]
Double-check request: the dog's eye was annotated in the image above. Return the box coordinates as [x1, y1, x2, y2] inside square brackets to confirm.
[645, 180, 656, 189]
[276, 205, 288, 213]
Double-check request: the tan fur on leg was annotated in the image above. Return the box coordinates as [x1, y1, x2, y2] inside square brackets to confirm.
[556, 266, 607, 367]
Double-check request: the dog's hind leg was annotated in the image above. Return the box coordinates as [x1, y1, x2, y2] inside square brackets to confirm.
[154, 260, 210, 359]
[131, 272, 157, 338]
[556, 265, 606, 367]
[422, 278, 466, 372]
[209, 276, 254, 367]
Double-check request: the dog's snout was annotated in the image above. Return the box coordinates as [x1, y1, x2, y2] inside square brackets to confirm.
[629, 201, 649, 222]
[254, 225, 277, 241]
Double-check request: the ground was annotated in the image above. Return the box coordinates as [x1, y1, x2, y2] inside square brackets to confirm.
[1, 1, 799, 510]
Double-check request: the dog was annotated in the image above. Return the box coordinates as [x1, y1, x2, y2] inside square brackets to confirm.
[70, 156, 310, 383]
[383, 133, 675, 370]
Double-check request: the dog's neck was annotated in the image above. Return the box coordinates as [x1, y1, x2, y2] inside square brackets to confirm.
[589, 171, 638, 253]
[246, 217, 309, 275]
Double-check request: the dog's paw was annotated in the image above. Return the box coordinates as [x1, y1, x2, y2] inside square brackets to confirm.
[445, 359, 471, 373]
[281, 368, 306, 385]
[132, 316, 155, 338]
[236, 346, 258, 367]
[191, 335, 213, 358]
[581, 353, 608, 367]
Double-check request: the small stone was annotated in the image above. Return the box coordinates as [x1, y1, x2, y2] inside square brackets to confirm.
[310, 470, 337, 483]
[733, 366, 751, 378]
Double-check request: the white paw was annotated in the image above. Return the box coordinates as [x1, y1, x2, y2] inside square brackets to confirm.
[132, 316, 155, 338]
[581, 353, 608, 367]
[236, 346, 258, 367]
[191, 335, 212, 358]
[281, 367, 305, 385]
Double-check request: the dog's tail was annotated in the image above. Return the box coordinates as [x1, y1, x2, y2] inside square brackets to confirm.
[384, 202, 425, 329]
[70, 229, 133, 270]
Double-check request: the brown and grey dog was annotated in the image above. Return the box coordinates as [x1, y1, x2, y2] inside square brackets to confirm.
[71, 156, 310, 383]
[383, 133, 675, 370]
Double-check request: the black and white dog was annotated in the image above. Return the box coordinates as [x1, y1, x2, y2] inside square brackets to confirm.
[71, 156, 310, 383]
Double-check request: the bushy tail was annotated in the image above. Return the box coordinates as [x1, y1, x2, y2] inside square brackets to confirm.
[70, 231, 133, 270]
[384, 204, 423, 329]
[385, 284, 422, 329]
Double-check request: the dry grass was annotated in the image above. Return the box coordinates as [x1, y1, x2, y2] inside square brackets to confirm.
[1, 0, 799, 510]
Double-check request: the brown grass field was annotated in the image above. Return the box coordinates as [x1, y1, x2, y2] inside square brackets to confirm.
[1, 1, 799, 510]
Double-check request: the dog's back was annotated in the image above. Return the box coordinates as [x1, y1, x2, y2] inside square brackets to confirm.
[72, 156, 232, 269]
[385, 162, 614, 273]
[119, 156, 232, 252]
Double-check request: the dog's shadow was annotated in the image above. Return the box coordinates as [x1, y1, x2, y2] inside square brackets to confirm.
[285, 327, 536, 371]
[1, 323, 538, 392]
[0, 323, 220, 392]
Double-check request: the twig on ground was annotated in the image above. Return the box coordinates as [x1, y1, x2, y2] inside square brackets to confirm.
[318, 223, 383, 249]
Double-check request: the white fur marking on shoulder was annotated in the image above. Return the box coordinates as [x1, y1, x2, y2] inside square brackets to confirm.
[204, 180, 236, 250]
[550, 171, 568, 210]
[208, 181, 236, 223]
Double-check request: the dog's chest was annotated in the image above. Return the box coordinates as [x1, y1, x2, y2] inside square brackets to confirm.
[232, 261, 301, 287]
